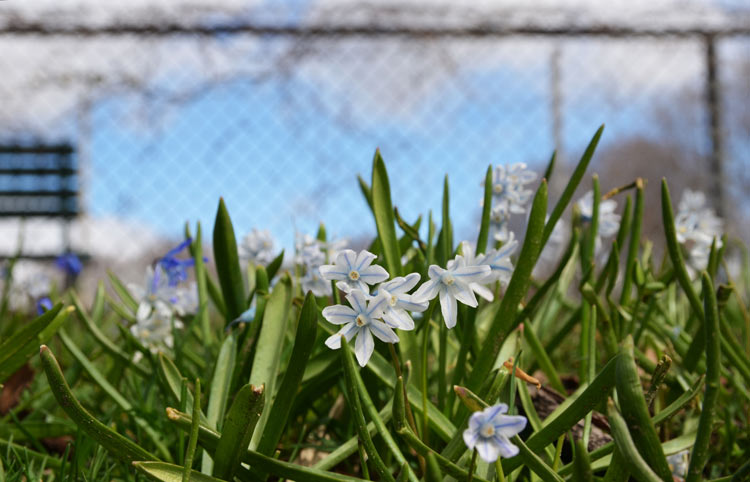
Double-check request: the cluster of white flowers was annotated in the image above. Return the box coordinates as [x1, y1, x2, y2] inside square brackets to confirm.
[674, 189, 723, 273]
[576, 190, 621, 257]
[293, 233, 348, 297]
[239, 228, 277, 266]
[128, 257, 198, 354]
[487, 163, 538, 243]
[320, 242, 517, 366]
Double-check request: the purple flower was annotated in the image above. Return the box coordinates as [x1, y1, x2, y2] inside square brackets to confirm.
[157, 239, 197, 287]
[55, 253, 82, 277]
[36, 296, 53, 315]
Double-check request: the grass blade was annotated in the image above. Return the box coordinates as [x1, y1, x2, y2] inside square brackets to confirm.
[606, 400, 662, 482]
[70, 290, 149, 378]
[686, 274, 722, 482]
[183, 378, 201, 481]
[167, 408, 369, 482]
[661, 179, 703, 318]
[542, 125, 603, 246]
[256, 291, 318, 457]
[501, 353, 622, 473]
[212, 384, 264, 480]
[192, 222, 213, 343]
[213, 197, 247, 323]
[39, 345, 157, 463]
[135, 461, 226, 481]
[201, 333, 237, 473]
[371, 149, 402, 277]
[615, 336, 672, 481]
[476, 165, 493, 254]
[107, 270, 139, 312]
[58, 329, 171, 460]
[0, 304, 67, 382]
[341, 337, 396, 482]
[248, 273, 293, 448]
[468, 179, 547, 391]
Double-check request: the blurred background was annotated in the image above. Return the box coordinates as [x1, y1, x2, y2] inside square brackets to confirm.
[0, 0, 748, 298]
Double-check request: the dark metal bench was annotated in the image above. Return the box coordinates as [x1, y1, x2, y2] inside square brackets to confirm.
[0, 143, 81, 261]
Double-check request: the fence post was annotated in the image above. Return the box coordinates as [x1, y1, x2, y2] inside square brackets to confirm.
[705, 33, 724, 218]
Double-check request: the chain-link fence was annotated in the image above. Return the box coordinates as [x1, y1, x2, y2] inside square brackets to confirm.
[0, 5, 748, 291]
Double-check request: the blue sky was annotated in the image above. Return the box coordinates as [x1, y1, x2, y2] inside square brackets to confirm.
[81, 35, 738, 254]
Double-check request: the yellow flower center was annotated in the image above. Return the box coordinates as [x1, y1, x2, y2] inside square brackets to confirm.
[493, 184, 504, 194]
[390, 295, 398, 306]
[481, 424, 495, 437]
[349, 270, 360, 281]
[356, 315, 366, 327]
[443, 274, 455, 285]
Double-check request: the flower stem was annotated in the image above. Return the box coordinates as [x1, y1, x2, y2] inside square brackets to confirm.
[467, 449, 478, 482]
[421, 314, 430, 446]
[495, 458, 506, 482]
[388, 343, 418, 436]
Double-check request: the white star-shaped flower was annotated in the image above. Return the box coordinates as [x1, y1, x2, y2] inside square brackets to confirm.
[132, 299, 184, 353]
[319, 249, 389, 294]
[239, 228, 276, 265]
[375, 273, 427, 331]
[412, 260, 490, 329]
[463, 403, 527, 462]
[491, 163, 538, 215]
[322, 290, 398, 366]
[455, 235, 517, 302]
[674, 189, 723, 275]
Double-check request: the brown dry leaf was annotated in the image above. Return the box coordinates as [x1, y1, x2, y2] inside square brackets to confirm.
[0, 363, 34, 415]
[503, 357, 542, 389]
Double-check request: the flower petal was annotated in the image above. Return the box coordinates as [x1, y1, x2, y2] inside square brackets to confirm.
[439, 289, 458, 329]
[319, 264, 348, 281]
[452, 264, 491, 283]
[427, 264, 445, 280]
[368, 319, 400, 343]
[354, 250, 377, 270]
[412, 279, 440, 303]
[359, 264, 389, 283]
[322, 304, 357, 325]
[365, 294, 388, 318]
[380, 272, 420, 294]
[449, 281, 479, 308]
[338, 249, 358, 270]
[470, 282, 494, 302]
[354, 328, 375, 367]
[493, 415, 528, 439]
[463, 428, 479, 450]
[493, 435, 520, 459]
[324, 323, 359, 349]
[336, 280, 354, 294]
[467, 410, 487, 431]
[382, 307, 415, 331]
[396, 295, 428, 313]
[475, 438, 501, 463]
[346, 290, 368, 314]
[136, 301, 152, 322]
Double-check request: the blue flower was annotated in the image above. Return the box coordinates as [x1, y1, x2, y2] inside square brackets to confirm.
[36, 296, 53, 315]
[157, 239, 196, 287]
[463, 403, 527, 462]
[55, 253, 82, 277]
